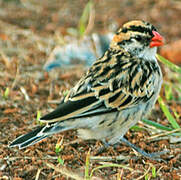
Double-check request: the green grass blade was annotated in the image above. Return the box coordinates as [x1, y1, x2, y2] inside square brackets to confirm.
[131, 125, 146, 131]
[142, 119, 173, 131]
[78, 1, 93, 36]
[36, 110, 43, 125]
[85, 149, 91, 180]
[36, 110, 41, 121]
[57, 156, 64, 165]
[156, 54, 181, 74]
[158, 96, 180, 129]
[164, 83, 173, 101]
[3, 87, 10, 99]
[152, 166, 156, 178]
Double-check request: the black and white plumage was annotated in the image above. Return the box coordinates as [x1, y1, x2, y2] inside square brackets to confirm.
[9, 20, 164, 153]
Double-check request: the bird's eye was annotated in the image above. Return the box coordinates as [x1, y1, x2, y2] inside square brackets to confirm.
[135, 36, 142, 41]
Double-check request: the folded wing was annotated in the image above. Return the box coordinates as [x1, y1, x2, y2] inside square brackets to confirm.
[40, 53, 159, 123]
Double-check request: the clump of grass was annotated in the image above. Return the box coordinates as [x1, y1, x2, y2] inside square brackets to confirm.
[55, 137, 64, 165]
[136, 163, 158, 180]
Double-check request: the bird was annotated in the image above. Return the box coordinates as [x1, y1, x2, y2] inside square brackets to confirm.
[9, 20, 164, 159]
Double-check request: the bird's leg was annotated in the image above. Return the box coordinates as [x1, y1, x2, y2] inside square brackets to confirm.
[94, 137, 168, 161]
[94, 139, 110, 155]
[118, 137, 169, 161]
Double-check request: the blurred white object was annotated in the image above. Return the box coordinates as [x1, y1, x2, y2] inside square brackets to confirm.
[44, 33, 113, 71]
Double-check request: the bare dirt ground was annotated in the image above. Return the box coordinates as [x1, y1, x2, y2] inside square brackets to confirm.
[0, 0, 181, 179]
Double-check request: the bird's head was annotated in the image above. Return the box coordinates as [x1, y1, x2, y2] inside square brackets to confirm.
[110, 20, 164, 60]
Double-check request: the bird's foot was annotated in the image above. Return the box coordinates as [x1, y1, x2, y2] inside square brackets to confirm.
[118, 137, 169, 162]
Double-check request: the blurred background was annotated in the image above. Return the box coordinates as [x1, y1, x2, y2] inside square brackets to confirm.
[0, 0, 181, 71]
[0, 0, 181, 179]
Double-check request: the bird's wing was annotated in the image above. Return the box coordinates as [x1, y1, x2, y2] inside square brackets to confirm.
[40, 52, 160, 123]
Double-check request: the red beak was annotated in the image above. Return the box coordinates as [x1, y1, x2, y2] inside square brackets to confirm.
[150, 30, 164, 48]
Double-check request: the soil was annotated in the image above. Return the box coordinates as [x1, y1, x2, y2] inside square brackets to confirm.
[0, 0, 181, 179]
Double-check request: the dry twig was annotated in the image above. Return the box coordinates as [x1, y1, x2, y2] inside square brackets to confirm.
[46, 162, 84, 180]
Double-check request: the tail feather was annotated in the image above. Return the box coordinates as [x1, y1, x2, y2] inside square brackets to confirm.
[9, 124, 69, 149]
[19, 135, 48, 149]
